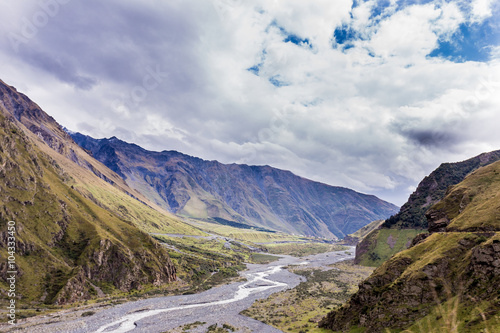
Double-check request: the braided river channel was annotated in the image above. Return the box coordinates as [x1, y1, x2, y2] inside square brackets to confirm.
[10, 248, 354, 333]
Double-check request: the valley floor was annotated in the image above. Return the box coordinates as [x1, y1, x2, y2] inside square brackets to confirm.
[2, 248, 355, 333]
[242, 260, 374, 333]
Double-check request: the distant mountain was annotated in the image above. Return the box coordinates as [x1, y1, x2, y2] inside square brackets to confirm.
[71, 134, 399, 239]
[355, 149, 500, 266]
[0, 79, 183, 305]
[320, 159, 500, 332]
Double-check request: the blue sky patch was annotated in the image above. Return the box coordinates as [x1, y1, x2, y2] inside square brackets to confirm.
[284, 34, 312, 48]
[268, 20, 314, 49]
[334, 24, 359, 45]
[428, 20, 499, 62]
[368, 0, 392, 20]
[247, 49, 267, 76]
[247, 65, 260, 75]
[269, 75, 289, 87]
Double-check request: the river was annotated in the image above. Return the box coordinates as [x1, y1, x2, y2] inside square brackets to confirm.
[10, 248, 354, 333]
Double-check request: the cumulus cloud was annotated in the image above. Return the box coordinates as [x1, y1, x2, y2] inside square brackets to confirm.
[470, 0, 495, 22]
[0, 0, 499, 206]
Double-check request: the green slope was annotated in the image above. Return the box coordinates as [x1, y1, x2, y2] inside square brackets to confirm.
[341, 219, 386, 246]
[0, 108, 177, 306]
[320, 160, 500, 332]
[354, 228, 425, 267]
[0, 79, 216, 309]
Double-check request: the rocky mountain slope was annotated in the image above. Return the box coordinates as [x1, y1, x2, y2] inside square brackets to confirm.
[0, 80, 199, 236]
[383, 150, 500, 230]
[320, 159, 500, 332]
[0, 79, 183, 305]
[71, 134, 399, 239]
[355, 150, 500, 266]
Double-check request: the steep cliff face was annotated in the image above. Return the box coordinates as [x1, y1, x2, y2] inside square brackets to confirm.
[0, 80, 177, 305]
[355, 150, 500, 266]
[320, 160, 500, 332]
[71, 134, 399, 239]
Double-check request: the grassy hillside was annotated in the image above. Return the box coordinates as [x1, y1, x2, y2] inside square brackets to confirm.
[428, 160, 500, 232]
[320, 160, 500, 332]
[341, 219, 385, 246]
[35, 140, 204, 236]
[383, 150, 500, 230]
[349, 220, 385, 240]
[354, 228, 425, 267]
[0, 108, 177, 308]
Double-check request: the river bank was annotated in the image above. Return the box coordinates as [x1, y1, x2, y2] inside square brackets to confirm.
[4, 248, 354, 333]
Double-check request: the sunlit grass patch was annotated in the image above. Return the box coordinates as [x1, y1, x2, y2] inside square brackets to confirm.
[263, 242, 349, 257]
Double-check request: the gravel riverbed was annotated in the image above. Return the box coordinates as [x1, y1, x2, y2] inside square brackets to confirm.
[5, 248, 354, 333]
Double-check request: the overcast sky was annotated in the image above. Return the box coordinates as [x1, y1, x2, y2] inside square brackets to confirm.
[1, 0, 499, 206]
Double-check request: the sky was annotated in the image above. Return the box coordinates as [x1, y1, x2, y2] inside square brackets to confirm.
[0, 0, 499, 206]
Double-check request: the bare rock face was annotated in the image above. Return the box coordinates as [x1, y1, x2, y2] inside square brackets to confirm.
[466, 239, 500, 295]
[408, 232, 430, 248]
[426, 209, 451, 233]
[53, 239, 177, 305]
[354, 232, 374, 265]
[54, 269, 91, 305]
[83, 239, 176, 292]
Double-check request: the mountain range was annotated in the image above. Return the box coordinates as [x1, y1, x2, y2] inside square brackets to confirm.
[71, 133, 399, 239]
[0, 77, 397, 306]
[0, 75, 499, 332]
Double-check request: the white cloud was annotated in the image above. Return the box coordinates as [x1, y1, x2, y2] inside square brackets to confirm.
[433, 2, 465, 39]
[368, 4, 442, 60]
[470, 0, 495, 22]
[0, 0, 499, 206]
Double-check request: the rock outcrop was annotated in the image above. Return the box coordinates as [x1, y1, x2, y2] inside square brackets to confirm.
[320, 159, 500, 332]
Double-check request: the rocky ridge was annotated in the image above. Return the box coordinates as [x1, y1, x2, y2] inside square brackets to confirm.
[320, 159, 500, 332]
[355, 149, 500, 266]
